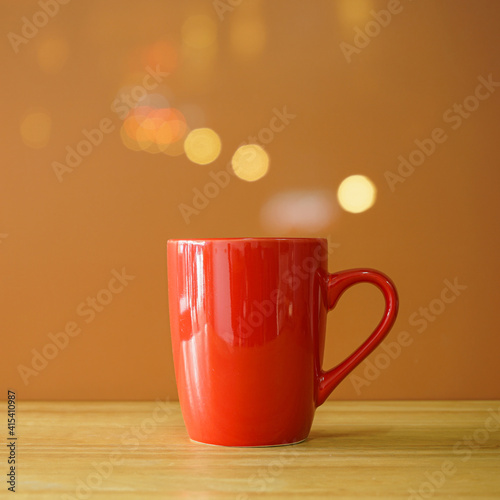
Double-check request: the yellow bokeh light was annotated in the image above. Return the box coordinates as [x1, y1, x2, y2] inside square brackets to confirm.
[182, 15, 217, 50]
[184, 128, 221, 165]
[20, 110, 51, 149]
[337, 175, 377, 213]
[231, 144, 269, 182]
[120, 125, 141, 151]
[36, 37, 70, 74]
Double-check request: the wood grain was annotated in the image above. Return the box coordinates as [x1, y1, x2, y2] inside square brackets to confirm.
[3, 401, 500, 499]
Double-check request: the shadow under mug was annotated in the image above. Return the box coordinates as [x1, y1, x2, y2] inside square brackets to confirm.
[167, 238, 398, 446]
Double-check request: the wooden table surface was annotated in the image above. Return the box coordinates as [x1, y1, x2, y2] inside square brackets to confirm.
[5, 401, 500, 499]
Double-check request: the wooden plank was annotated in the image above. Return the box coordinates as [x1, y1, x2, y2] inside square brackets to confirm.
[3, 401, 500, 499]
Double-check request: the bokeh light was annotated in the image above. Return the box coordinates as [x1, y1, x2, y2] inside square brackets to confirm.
[180, 14, 218, 87]
[261, 190, 337, 233]
[120, 125, 141, 152]
[182, 15, 217, 49]
[337, 175, 377, 213]
[231, 144, 269, 182]
[20, 110, 51, 149]
[36, 37, 70, 74]
[120, 106, 188, 154]
[184, 128, 221, 165]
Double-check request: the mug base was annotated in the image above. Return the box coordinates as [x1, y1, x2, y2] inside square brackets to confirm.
[189, 437, 307, 448]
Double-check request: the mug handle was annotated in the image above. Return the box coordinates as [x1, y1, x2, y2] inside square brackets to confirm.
[316, 269, 399, 406]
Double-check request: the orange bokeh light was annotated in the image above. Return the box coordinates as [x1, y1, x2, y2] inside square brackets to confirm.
[120, 105, 188, 154]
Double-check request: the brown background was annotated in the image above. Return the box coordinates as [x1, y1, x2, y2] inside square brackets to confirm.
[1, 0, 499, 401]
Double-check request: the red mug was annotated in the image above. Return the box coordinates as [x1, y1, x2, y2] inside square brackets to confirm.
[167, 238, 398, 446]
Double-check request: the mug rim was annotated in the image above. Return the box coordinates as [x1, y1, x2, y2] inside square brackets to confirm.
[168, 237, 327, 243]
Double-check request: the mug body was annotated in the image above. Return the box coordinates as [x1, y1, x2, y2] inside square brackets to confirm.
[167, 238, 329, 446]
